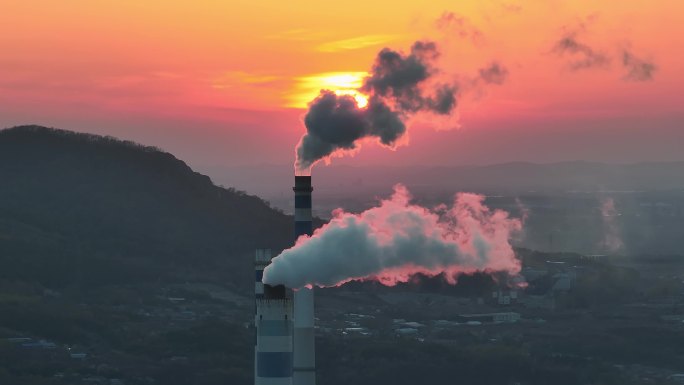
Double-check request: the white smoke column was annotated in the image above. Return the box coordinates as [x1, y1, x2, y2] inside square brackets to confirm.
[600, 197, 624, 253]
[263, 185, 523, 289]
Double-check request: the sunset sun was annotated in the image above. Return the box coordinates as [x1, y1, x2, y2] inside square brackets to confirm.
[289, 71, 369, 108]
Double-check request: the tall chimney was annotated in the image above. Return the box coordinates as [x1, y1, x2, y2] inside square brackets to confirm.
[293, 176, 315, 385]
[255, 249, 293, 385]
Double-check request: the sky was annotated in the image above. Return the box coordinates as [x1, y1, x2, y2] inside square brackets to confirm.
[1, 0, 682, 170]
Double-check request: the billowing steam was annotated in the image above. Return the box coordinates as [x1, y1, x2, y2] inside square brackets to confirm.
[263, 185, 523, 289]
[295, 41, 458, 173]
[600, 197, 624, 253]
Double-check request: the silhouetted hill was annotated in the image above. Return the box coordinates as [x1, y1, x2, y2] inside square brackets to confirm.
[0, 125, 291, 288]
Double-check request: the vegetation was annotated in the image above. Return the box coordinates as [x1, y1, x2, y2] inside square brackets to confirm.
[0, 125, 293, 289]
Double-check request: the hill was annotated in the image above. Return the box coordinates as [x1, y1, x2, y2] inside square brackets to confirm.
[0, 125, 292, 289]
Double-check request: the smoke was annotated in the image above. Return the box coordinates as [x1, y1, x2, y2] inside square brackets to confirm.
[263, 185, 523, 289]
[622, 50, 656, 81]
[435, 12, 485, 44]
[551, 20, 656, 81]
[478, 62, 509, 85]
[295, 41, 459, 173]
[551, 32, 611, 70]
[600, 197, 624, 253]
[514, 197, 530, 225]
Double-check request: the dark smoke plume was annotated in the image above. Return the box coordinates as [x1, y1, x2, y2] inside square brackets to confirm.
[435, 12, 485, 44]
[478, 62, 509, 85]
[551, 19, 657, 82]
[622, 50, 656, 81]
[552, 32, 610, 70]
[297, 92, 405, 168]
[296, 41, 458, 172]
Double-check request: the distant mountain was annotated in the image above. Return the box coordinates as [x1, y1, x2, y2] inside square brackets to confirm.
[204, 160, 684, 200]
[0, 125, 292, 288]
[201, 161, 684, 256]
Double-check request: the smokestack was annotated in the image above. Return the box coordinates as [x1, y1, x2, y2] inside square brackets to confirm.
[293, 176, 315, 385]
[255, 249, 293, 385]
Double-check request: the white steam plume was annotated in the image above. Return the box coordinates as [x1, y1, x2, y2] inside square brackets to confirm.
[263, 185, 523, 289]
[600, 197, 624, 253]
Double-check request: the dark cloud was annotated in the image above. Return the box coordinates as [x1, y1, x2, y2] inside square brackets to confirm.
[622, 50, 656, 81]
[296, 41, 459, 171]
[552, 32, 611, 70]
[478, 62, 509, 85]
[435, 12, 484, 44]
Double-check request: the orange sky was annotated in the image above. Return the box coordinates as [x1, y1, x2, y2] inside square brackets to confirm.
[1, 0, 683, 168]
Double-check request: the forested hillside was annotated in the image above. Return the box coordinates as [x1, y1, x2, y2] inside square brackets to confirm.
[0, 125, 292, 288]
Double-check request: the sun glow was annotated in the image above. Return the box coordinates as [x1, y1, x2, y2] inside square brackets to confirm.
[333, 89, 369, 108]
[288, 71, 369, 109]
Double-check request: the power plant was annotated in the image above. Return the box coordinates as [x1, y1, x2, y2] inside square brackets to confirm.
[254, 176, 315, 385]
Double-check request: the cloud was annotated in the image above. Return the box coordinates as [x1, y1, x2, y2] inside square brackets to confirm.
[316, 35, 397, 52]
[209, 71, 280, 90]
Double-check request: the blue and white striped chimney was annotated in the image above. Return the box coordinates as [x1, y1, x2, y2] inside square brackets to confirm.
[255, 249, 269, 299]
[255, 249, 293, 385]
[293, 176, 315, 385]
